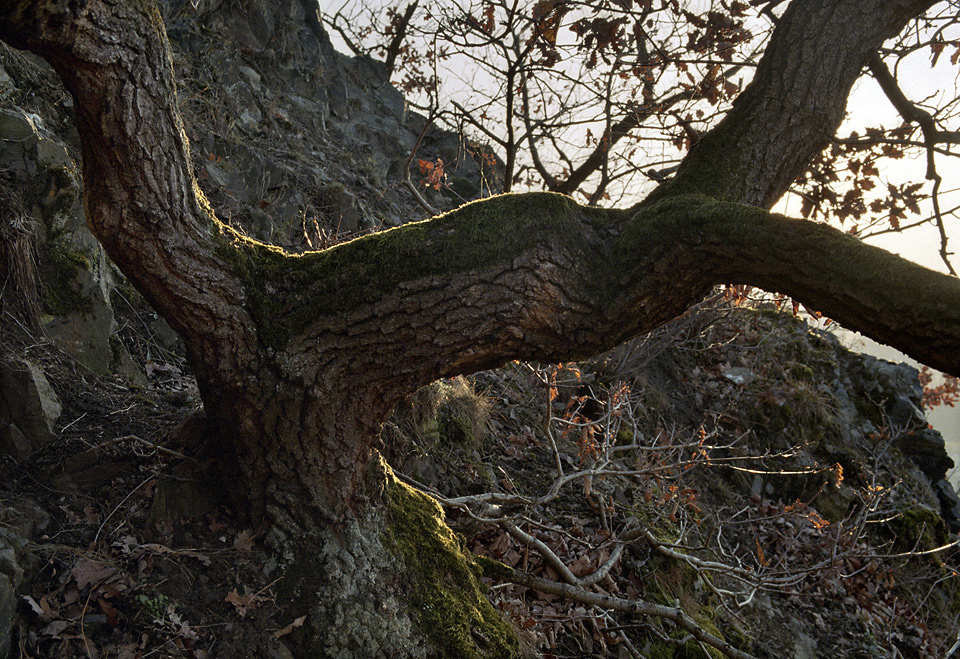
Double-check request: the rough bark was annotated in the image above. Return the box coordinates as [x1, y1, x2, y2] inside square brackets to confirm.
[655, 0, 937, 207]
[1, 0, 959, 656]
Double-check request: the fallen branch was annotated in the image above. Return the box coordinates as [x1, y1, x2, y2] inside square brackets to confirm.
[479, 559, 757, 659]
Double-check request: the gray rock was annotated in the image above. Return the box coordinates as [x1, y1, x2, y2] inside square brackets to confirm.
[321, 185, 362, 234]
[238, 65, 261, 89]
[0, 424, 30, 461]
[788, 617, 818, 659]
[721, 366, 756, 386]
[291, 95, 322, 115]
[0, 108, 132, 380]
[0, 499, 50, 539]
[203, 161, 232, 188]
[0, 108, 37, 141]
[0, 64, 13, 101]
[0, 108, 71, 173]
[0, 358, 62, 460]
[0, 562, 20, 659]
[0, 108, 41, 175]
[934, 480, 960, 533]
[896, 427, 953, 483]
[42, 288, 118, 375]
[150, 315, 185, 355]
[376, 82, 406, 124]
[0, 499, 49, 658]
[239, 107, 261, 132]
[887, 394, 925, 429]
[856, 354, 923, 404]
[35, 135, 71, 168]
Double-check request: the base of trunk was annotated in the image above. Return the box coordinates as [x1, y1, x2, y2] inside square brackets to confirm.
[269, 459, 523, 658]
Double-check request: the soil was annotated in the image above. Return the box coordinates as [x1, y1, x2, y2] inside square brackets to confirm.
[5, 297, 960, 659]
[2, 318, 291, 659]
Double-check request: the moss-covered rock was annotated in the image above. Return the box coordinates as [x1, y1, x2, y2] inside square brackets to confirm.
[39, 242, 92, 317]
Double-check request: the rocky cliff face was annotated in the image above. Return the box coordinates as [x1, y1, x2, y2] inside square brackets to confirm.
[1, 4, 959, 658]
[0, 0, 494, 378]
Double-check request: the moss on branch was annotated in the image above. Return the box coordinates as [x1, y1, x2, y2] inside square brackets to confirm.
[213, 188, 960, 378]
[215, 192, 622, 350]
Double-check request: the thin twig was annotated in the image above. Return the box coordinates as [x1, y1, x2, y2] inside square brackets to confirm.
[403, 109, 442, 216]
[94, 476, 155, 546]
[489, 564, 757, 659]
[93, 434, 193, 461]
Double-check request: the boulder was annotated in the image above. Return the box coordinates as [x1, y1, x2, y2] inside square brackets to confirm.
[0, 358, 62, 460]
[320, 184, 362, 234]
[0, 108, 71, 174]
[0, 107, 130, 377]
[0, 63, 13, 101]
[895, 427, 954, 484]
[934, 480, 960, 533]
[0, 499, 50, 658]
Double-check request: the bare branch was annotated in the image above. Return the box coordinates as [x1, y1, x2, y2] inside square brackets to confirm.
[402, 109, 442, 216]
[868, 53, 958, 274]
[384, 1, 419, 76]
[482, 561, 757, 659]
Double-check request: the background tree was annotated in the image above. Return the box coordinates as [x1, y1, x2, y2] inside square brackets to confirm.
[326, 0, 764, 203]
[2, 0, 960, 656]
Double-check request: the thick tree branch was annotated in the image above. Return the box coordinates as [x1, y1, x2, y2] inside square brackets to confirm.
[384, 1, 418, 76]
[0, 0, 254, 379]
[656, 0, 937, 208]
[237, 193, 960, 401]
[3, 0, 956, 398]
[3, 0, 959, 521]
[656, 195, 960, 374]
[3, 4, 960, 650]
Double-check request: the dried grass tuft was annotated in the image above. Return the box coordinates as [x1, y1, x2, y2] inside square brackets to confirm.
[0, 211, 41, 328]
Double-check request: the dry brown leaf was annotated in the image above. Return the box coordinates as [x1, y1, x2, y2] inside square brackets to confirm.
[273, 615, 307, 638]
[40, 620, 71, 637]
[233, 529, 255, 552]
[141, 542, 212, 566]
[72, 560, 119, 591]
[502, 549, 522, 567]
[225, 589, 255, 617]
[22, 595, 55, 622]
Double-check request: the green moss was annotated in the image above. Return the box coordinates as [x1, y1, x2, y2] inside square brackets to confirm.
[39, 166, 81, 216]
[39, 242, 93, 316]
[641, 130, 749, 206]
[449, 176, 480, 199]
[884, 506, 948, 553]
[384, 478, 521, 658]
[399, 377, 491, 448]
[436, 378, 490, 447]
[212, 192, 621, 349]
[438, 410, 475, 445]
[645, 562, 727, 659]
[786, 363, 816, 381]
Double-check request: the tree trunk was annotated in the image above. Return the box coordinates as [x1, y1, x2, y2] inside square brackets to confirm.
[2, 0, 960, 656]
[0, 2, 521, 656]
